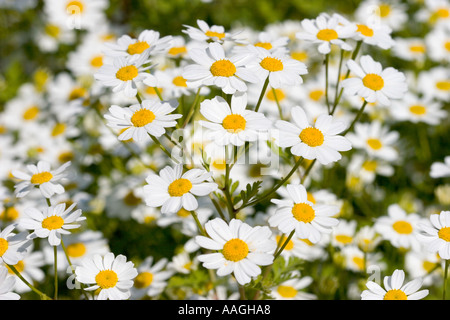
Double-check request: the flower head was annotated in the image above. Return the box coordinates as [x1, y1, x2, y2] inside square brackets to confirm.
[195, 218, 276, 285]
[418, 210, 450, 259]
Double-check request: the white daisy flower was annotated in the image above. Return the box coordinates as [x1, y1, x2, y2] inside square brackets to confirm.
[103, 30, 173, 58]
[0, 224, 30, 265]
[182, 19, 241, 43]
[271, 276, 316, 300]
[131, 257, 173, 299]
[355, 0, 408, 32]
[392, 37, 427, 62]
[198, 92, 271, 147]
[20, 202, 85, 246]
[353, 21, 395, 49]
[417, 67, 450, 101]
[355, 225, 382, 253]
[361, 269, 429, 300]
[94, 53, 157, 98]
[425, 26, 450, 63]
[0, 265, 20, 300]
[347, 154, 394, 184]
[341, 55, 407, 106]
[143, 164, 218, 214]
[374, 204, 424, 252]
[418, 210, 450, 259]
[12, 160, 71, 199]
[195, 218, 276, 285]
[182, 42, 259, 94]
[75, 252, 138, 300]
[104, 99, 181, 142]
[8, 249, 45, 293]
[268, 184, 340, 243]
[389, 92, 447, 125]
[233, 31, 289, 55]
[331, 219, 357, 248]
[430, 156, 450, 178]
[296, 13, 356, 54]
[274, 106, 352, 165]
[245, 46, 308, 89]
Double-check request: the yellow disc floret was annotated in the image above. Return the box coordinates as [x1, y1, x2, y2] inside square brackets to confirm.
[277, 285, 298, 298]
[316, 29, 339, 41]
[127, 41, 150, 55]
[384, 289, 407, 300]
[131, 109, 156, 127]
[291, 203, 315, 223]
[134, 271, 153, 289]
[222, 238, 249, 262]
[366, 138, 383, 150]
[210, 59, 236, 77]
[356, 24, 374, 37]
[260, 57, 284, 72]
[42, 216, 65, 230]
[168, 179, 193, 197]
[299, 127, 324, 147]
[116, 65, 139, 81]
[222, 114, 246, 133]
[66, 242, 87, 258]
[95, 270, 119, 289]
[31, 172, 53, 184]
[0, 238, 8, 257]
[438, 227, 450, 242]
[362, 74, 384, 91]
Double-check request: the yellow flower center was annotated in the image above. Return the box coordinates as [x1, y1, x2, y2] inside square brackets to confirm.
[378, 4, 391, 18]
[254, 42, 273, 50]
[435, 8, 450, 18]
[299, 127, 324, 147]
[276, 235, 294, 251]
[42, 216, 65, 230]
[172, 76, 188, 87]
[51, 123, 66, 137]
[266, 88, 286, 102]
[131, 109, 156, 127]
[69, 87, 87, 100]
[1, 207, 19, 222]
[409, 105, 426, 115]
[134, 271, 153, 289]
[58, 151, 74, 163]
[168, 46, 187, 56]
[31, 171, 53, 184]
[260, 57, 284, 72]
[291, 203, 315, 223]
[222, 238, 249, 262]
[127, 41, 150, 55]
[116, 65, 139, 81]
[291, 51, 308, 61]
[211, 159, 227, 171]
[277, 285, 298, 298]
[362, 73, 384, 91]
[309, 89, 324, 102]
[444, 41, 450, 52]
[66, 242, 87, 258]
[436, 80, 450, 91]
[222, 114, 246, 133]
[210, 59, 236, 77]
[356, 24, 374, 37]
[362, 160, 378, 172]
[0, 238, 8, 257]
[409, 44, 426, 53]
[23, 106, 40, 120]
[384, 289, 407, 300]
[205, 30, 226, 39]
[335, 235, 353, 244]
[177, 208, 191, 218]
[307, 192, 316, 204]
[351, 256, 364, 270]
[423, 261, 436, 273]
[392, 221, 413, 234]
[66, 1, 84, 13]
[90, 55, 103, 68]
[168, 178, 193, 197]
[438, 227, 450, 242]
[366, 138, 382, 150]
[44, 24, 61, 38]
[95, 270, 119, 289]
[123, 191, 142, 206]
[145, 86, 164, 96]
[316, 29, 339, 41]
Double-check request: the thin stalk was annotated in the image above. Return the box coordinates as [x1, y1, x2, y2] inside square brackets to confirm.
[343, 100, 368, 135]
[153, 87, 164, 101]
[7, 264, 52, 300]
[254, 77, 270, 113]
[190, 210, 207, 237]
[53, 246, 58, 300]
[271, 87, 284, 120]
[273, 230, 295, 260]
[331, 49, 345, 115]
[182, 88, 201, 128]
[444, 259, 449, 300]
[150, 134, 177, 163]
[210, 195, 228, 222]
[324, 54, 331, 113]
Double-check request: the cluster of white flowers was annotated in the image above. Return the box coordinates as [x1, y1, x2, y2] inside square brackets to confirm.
[0, 0, 449, 301]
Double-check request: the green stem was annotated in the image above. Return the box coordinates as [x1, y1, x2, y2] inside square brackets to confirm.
[190, 210, 207, 237]
[324, 54, 331, 113]
[182, 88, 201, 128]
[273, 230, 295, 260]
[240, 156, 304, 210]
[153, 87, 164, 101]
[343, 100, 368, 135]
[271, 88, 283, 120]
[53, 246, 58, 300]
[7, 264, 52, 300]
[150, 134, 177, 163]
[46, 198, 51, 207]
[210, 195, 228, 222]
[136, 92, 143, 104]
[444, 259, 449, 300]
[254, 77, 269, 113]
[331, 49, 344, 115]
